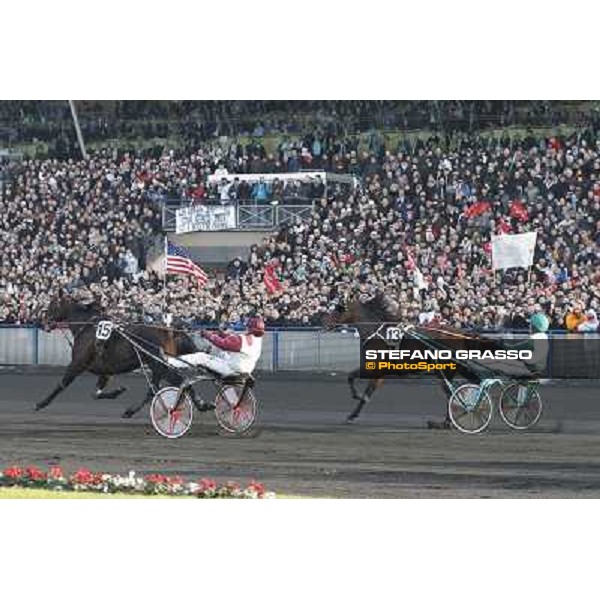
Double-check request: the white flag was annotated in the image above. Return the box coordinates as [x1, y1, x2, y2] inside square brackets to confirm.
[491, 232, 537, 270]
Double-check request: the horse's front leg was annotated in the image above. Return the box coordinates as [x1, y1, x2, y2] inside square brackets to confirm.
[94, 374, 127, 400]
[426, 371, 453, 430]
[35, 364, 83, 411]
[347, 375, 384, 423]
[122, 365, 161, 419]
[348, 368, 364, 400]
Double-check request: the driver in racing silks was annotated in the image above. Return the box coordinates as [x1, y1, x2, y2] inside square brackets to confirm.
[477, 311, 550, 379]
[166, 316, 265, 379]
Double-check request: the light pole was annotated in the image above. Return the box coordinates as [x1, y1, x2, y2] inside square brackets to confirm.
[68, 100, 88, 160]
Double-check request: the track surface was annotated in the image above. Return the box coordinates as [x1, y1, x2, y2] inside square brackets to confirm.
[1, 370, 599, 497]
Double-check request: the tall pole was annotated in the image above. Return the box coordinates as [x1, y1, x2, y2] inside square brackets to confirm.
[163, 235, 171, 327]
[68, 100, 88, 160]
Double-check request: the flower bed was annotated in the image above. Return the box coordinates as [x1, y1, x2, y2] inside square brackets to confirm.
[0, 466, 272, 499]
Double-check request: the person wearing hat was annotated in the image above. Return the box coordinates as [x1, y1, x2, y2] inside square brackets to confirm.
[523, 311, 551, 375]
[530, 311, 550, 337]
[167, 316, 265, 381]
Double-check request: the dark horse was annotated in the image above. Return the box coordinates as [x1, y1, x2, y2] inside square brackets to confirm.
[324, 294, 495, 427]
[38, 295, 198, 418]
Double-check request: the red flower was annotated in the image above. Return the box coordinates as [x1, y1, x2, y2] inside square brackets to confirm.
[3, 466, 23, 479]
[198, 478, 217, 491]
[25, 466, 46, 481]
[247, 481, 266, 497]
[70, 469, 102, 485]
[145, 474, 166, 485]
[48, 466, 64, 479]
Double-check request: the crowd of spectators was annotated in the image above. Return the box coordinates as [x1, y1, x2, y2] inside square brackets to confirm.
[1, 104, 599, 332]
[0, 150, 164, 323]
[2, 102, 597, 159]
[198, 175, 327, 205]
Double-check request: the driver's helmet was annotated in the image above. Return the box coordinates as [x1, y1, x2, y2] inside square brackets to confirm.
[530, 312, 550, 333]
[247, 316, 266, 337]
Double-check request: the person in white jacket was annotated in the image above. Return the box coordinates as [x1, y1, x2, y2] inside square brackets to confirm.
[167, 316, 265, 378]
[577, 309, 599, 333]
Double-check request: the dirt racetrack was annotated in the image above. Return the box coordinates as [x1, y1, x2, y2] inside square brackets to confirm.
[1, 368, 599, 498]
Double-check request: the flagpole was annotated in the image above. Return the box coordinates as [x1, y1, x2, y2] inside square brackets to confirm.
[163, 235, 168, 326]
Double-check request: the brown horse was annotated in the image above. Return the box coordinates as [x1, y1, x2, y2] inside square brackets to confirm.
[39, 295, 199, 418]
[323, 294, 495, 427]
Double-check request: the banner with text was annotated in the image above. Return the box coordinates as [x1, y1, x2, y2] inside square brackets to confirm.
[358, 325, 600, 379]
[491, 232, 537, 270]
[175, 205, 236, 233]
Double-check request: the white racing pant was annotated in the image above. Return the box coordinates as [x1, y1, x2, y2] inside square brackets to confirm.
[167, 352, 238, 378]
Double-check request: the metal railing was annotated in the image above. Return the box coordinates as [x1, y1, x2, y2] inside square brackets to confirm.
[1, 326, 599, 377]
[162, 200, 316, 231]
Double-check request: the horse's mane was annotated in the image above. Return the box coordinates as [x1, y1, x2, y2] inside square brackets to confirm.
[63, 298, 102, 321]
[76, 300, 101, 315]
[361, 293, 400, 323]
[360, 295, 492, 342]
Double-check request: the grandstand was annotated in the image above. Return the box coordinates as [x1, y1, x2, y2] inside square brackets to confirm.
[0, 101, 599, 331]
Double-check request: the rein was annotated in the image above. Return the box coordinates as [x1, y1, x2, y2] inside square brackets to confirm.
[419, 325, 480, 341]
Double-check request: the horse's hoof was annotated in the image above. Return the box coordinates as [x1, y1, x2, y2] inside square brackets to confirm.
[346, 416, 357, 424]
[121, 410, 135, 419]
[34, 403, 47, 412]
[427, 419, 452, 430]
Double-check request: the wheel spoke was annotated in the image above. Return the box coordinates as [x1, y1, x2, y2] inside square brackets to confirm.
[500, 384, 541, 430]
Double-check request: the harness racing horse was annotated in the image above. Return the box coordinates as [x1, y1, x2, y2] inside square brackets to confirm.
[324, 294, 496, 428]
[38, 295, 198, 418]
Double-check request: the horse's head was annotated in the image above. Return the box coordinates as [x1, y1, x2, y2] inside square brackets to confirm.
[44, 290, 97, 331]
[43, 294, 73, 331]
[322, 294, 367, 330]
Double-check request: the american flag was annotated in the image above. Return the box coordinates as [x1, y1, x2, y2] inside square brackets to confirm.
[165, 240, 209, 286]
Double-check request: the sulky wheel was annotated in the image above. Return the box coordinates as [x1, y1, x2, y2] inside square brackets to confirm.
[214, 384, 258, 434]
[150, 386, 194, 439]
[498, 382, 542, 431]
[448, 383, 493, 434]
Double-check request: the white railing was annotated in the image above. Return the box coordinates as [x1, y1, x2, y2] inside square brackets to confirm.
[162, 201, 316, 231]
[2, 327, 599, 377]
[0, 327, 360, 372]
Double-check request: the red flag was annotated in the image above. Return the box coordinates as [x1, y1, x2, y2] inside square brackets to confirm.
[464, 201, 491, 219]
[405, 249, 416, 272]
[497, 217, 512, 234]
[509, 200, 529, 223]
[549, 137, 561, 151]
[263, 261, 282, 295]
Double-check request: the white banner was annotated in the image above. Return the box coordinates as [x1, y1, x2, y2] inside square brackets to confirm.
[175, 205, 236, 233]
[491, 232, 537, 270]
